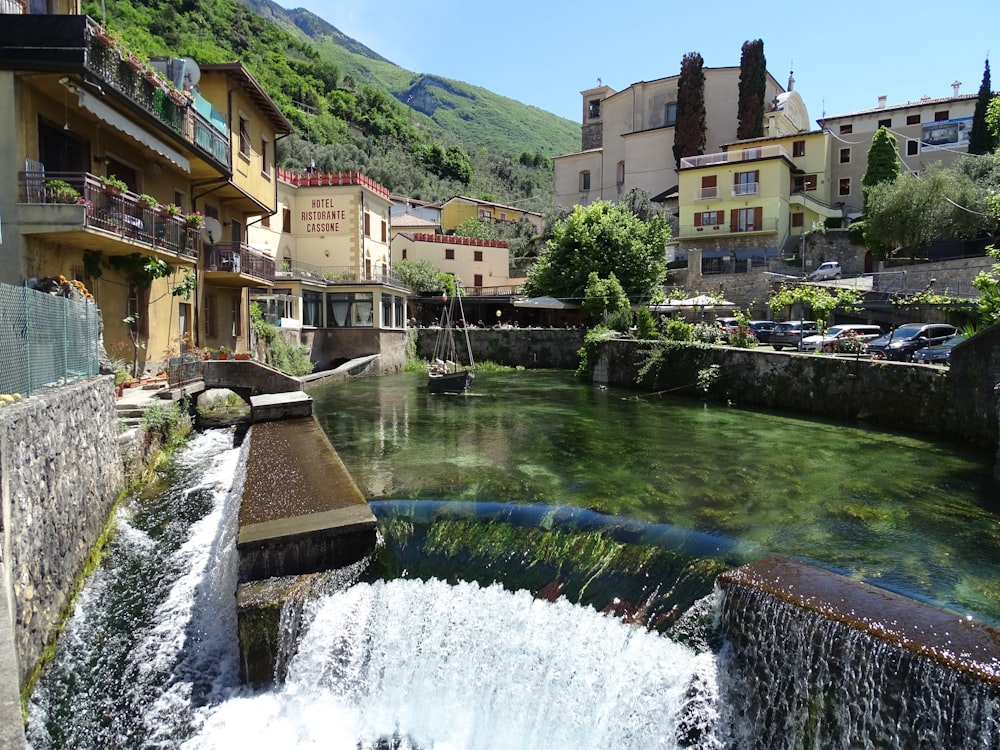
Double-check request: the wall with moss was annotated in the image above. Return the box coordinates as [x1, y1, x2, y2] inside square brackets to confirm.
[416, 328, 585, 369]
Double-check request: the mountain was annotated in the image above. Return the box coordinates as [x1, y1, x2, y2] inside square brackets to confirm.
[240, 0, 579, 158]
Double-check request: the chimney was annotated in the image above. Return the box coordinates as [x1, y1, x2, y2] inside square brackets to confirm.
[952, 80, 962, 96]
[877, 95, 887, 109]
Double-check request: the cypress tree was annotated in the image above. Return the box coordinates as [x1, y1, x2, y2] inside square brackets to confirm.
[737, 39, 766, 140]
[968, 59, 997, 155]
[862, 126, 901, 211]
[673, 52, 707, 169]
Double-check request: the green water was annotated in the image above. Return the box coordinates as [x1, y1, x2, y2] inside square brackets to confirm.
[311, 370, 1000, 625]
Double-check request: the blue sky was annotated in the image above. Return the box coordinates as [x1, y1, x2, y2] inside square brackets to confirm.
[280, 0, 996, 132]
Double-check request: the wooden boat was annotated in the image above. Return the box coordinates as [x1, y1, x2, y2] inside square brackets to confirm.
[428, 293, 475, 394]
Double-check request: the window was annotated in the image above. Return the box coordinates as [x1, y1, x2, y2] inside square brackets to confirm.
[474, 274, 483, 287]
[401, 248, 407, 260]
[907, 140, 919, 155]
[792, 140, 806, 157]
[238, 115, 250, 158]
[694, 211, 721, 227]
[381, 220, 387, 242]
[282, 207, 291, 233]
[478, 208, 492, 220]
[616, 161, 625, 185]
[793, 175, 817, 192]
[733, 170, 759, 196]
[839, 178, 851, 196]
[364, 212, 371, 237]
[697, 175, 718, 200]
[326, 291, 373, 328]
[474, 250, 483, 261]
[791, 212, 804, 228]
[261, 138, 271, 174]
[231, 297, 240, 337]
[445, 248, 455, 260]
[839, 147, 851, 164]
[732, 207, 762, 232]
[303, 292, 322, 327]
[839, 124, 853, 135]
[665, 102, 677, 126]
[204, 294, 217, 337]
[935, 110, 949, 121]
[580, 171, 591, 191]
[878, 118, 892, 128]
[907, 114, 921, 125]
[588, 99, 601, 119]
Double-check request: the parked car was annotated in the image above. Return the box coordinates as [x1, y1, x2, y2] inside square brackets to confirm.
[747, 320, 776, 344]
[769, 320, 819, 350]
[715, 317, 740, 334]
[807, 261, 842, 281]
[798, 324, 883, 353]
[866, 323, 958, 362]
[912, 335, 966, 365]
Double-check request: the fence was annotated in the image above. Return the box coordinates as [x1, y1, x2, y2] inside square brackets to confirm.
[0, 283, 100, 398]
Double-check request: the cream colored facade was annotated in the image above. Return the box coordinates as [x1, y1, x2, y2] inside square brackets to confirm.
[553, 67, 787, 210]
[439, 196, 544, 234]
[817, 90, 978, 219]
[0, 10, 290, 373]
[390, 232, 516, 289]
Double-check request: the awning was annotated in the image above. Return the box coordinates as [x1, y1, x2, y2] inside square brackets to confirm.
[513, 296, 580, 309]
[76, 89, 190, 171]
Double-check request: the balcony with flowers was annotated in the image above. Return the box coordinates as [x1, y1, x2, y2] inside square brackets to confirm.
[17, 171, 200, 264]
[203, 242, 276, 286]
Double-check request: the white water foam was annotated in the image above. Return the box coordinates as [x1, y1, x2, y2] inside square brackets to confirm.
[186, 578, 721, 750]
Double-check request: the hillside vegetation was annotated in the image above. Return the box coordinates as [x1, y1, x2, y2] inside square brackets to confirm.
[82, 0, 579, 210]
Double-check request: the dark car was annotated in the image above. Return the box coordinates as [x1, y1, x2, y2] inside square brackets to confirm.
[866, 323, 958, 362]
[747, 320, 776, 344]
[912, 334, 966, 365]
[769, 320, 819, 350]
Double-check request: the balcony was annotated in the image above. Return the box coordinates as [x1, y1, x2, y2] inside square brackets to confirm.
[0, 16, 229, 171]
[680, 144, 792, 170]
[18, 170, 199, 262]
[275, 260, 406, 289]
[732, 183, 760, 197]
[680, 218, 778, 238]
[204, 243, 275, 285]
[694, 187, 720, 201]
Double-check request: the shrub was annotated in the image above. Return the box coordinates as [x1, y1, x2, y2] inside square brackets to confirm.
[664, 319, 694, 342]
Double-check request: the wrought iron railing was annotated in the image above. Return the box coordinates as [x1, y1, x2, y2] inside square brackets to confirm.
[680, 218, 779, 236]
[18, 170, 200, 261]
[204, 242, 276, 283]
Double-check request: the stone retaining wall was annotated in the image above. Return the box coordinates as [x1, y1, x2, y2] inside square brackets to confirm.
[0, 376, 124, 687]
[416, 327, 585, 370]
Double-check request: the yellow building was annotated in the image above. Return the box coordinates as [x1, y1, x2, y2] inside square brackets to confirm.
[0, 8, 291, 374]
[439, 196, 544, 235]
[390, 232, 518, 291]
[246, 170, 410, 370]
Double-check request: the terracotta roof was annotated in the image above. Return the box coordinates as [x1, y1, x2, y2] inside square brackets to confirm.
[819, 93, 977, 122]
[392, 214, 439, 228]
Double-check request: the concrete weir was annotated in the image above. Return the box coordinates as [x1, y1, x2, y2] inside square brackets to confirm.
[235, 397, 377, 684]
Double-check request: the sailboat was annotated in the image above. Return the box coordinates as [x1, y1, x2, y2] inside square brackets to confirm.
[428, 293, 475, 393]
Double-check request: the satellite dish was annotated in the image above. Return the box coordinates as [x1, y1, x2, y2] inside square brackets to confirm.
[201, 216, 223, 245]
[178, 57, 201, 90]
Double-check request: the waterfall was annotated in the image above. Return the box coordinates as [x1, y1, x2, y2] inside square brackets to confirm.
[187, 578, 724, 750]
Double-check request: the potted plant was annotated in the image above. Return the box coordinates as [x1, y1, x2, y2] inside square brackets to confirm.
[234, 351, 251, 361]
[45, 179, 81, 204]
[160, 203, 182, 218]
[184, 211, 205, 229]
[217, 346, 231, 360]
[137, 194, 158, 209]
[101, 174, 128, 195]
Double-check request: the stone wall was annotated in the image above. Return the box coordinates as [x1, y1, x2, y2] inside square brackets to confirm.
[304, 329, 408, 374]
[415, 328, 586, 370]
[0, 376, 124, 687]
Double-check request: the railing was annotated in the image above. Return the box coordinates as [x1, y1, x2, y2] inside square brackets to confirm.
[0, 282, 100, 398]
[694, 187, 719, 201]
[167, 352, 205, 388]
[680, 144, 791, 170]
[18, 171, 200, 261]
[275, 260, 406, 288]
[204, 242, 276, 283]
[680, 218, 779, 236]
[732, 184, 760, 197]
[460, 285, 524, 297]
[83, 19, 230, 169]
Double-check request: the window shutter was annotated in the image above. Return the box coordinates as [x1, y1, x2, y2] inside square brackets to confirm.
[730, 210, 738, 232]
[754, 207, 762, 227]
[754, 170, 760, 183]
[694, 212, 702, 227]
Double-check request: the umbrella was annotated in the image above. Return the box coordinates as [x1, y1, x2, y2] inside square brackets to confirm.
[513, 296, 580, 309]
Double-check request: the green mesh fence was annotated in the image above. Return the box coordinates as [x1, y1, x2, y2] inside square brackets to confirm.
[0, 283, 100, 398]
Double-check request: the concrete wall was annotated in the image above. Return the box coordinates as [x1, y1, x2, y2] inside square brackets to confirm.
[305, 329, 408, 374]
[416, 328, 586, 370]
[0, 377, 124, 688]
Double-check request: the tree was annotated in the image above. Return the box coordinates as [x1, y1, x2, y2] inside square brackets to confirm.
[969, 59, 998, 155]
[393, 258, 451, 293]
[583, 271, 631, 325]
[673, 52, 707, 169]
[737, 39, 766, 140]
[524, 200, 670, 300]
[861, 126, 900, 211]
[455, 217, 499, 240]
[863, 165, 987, 259]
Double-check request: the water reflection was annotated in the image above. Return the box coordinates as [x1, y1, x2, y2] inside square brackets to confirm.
[311, 371, 1000, 624]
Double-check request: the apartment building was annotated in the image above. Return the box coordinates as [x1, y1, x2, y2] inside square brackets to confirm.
[553, 67, 788, 211]
[817, 86, 979, 220]
[391, 232, 517, 291]
[0, 7, 291, 371]
[439, 196, 544, 235]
